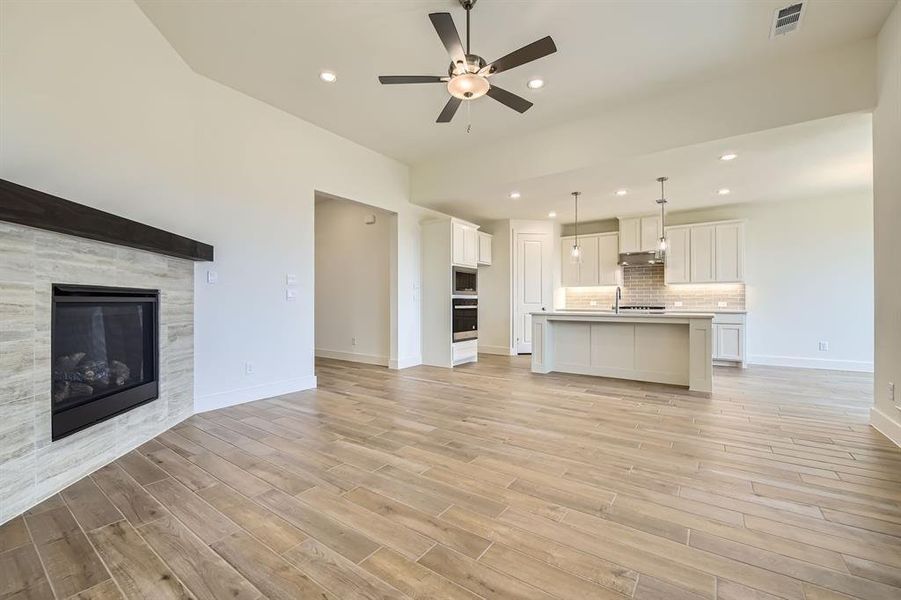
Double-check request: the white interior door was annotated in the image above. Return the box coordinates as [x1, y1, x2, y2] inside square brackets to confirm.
[515, 232, 551, 354]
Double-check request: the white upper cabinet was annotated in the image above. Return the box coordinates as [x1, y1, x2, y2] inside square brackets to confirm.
[619, 215, 661, 252]
[597, 233, 620, 285]
[640, 215, 661, 251]
[690, 225, 717, 283]
[560, 233, 620, 287]
[452, 220, 479, 267]
[663, 220, 744, 283]
[664, 226, 691, 284]
[560, 237, 580, 287]
[618, 217, 641, 253]
[714, 222, 743, 282]
[578, 236, 600, 286]
[477, 231, 492, 265]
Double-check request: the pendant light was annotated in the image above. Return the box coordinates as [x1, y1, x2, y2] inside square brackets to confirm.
[655, 177, 669, 258]
[570, 191, 582, 263]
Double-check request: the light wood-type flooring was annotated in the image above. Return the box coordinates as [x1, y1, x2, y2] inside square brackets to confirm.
[2, 356, 900, 600]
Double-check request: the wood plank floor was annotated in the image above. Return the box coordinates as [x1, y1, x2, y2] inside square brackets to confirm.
[2, 355, 900, 600]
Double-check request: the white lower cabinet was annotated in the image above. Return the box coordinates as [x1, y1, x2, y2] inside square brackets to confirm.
[453, 339, 478, 365]
[712, 313, 746, 366]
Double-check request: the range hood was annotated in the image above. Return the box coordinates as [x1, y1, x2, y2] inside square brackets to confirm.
[618, 250, 665, 266]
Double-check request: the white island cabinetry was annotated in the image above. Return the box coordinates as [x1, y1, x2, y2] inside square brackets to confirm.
[531, 312, 714, 394]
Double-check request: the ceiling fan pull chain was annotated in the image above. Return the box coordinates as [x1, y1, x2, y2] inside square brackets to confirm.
[466, 100, 472, 133]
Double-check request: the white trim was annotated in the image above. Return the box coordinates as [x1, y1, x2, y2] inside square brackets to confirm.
[315, 349, 389, 366]
[390, 355, 422, 369]
[478, 344, 516, 356]
[194, 375, 317, 413]
[870, 406, 901, 448]
[748, 354, 873, 373]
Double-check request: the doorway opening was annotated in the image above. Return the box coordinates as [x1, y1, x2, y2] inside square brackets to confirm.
[314, 192, 395, 369]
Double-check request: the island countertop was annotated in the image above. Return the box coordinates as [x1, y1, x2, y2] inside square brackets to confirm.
[531, 310, 714, 320]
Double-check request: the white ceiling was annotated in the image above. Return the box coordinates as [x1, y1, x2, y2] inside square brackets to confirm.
[443, 113, 872, 224]
[137, 0, 894, 164]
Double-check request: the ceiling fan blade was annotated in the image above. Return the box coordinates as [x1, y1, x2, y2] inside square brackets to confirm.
[486, 85, 533, 113]
[437, 96, 462, 123]
[429, 13, 467, 69]
[378, 76, 446, 84]
[483, 36, 557, 76]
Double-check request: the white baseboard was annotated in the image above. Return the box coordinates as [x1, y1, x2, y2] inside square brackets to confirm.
[478, 344, 515, 356]
[748, 354, 874, 373]
[870, 406, 901, 448]
[390, 355, 422, 369]
[194, 375, 317, 413]
[315, 349, 389, 366]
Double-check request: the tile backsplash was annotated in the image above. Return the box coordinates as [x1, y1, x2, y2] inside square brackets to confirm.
[564, 264, 745, 311]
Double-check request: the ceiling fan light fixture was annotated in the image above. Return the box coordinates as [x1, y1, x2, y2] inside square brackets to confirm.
[447, 73, 490, 100]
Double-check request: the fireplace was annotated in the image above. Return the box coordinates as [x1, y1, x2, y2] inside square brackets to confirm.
[51, 284, 159, 440]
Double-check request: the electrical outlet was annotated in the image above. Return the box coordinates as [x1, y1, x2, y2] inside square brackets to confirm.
[717, 301, 728, 308]
[889, 382, 896, 404]
[674, 301, 683, 307]
[589, 300, 598, 307]
[351, 337, 357, 346]
[818, 341, 829, 352]
[244, 362, 254, 375]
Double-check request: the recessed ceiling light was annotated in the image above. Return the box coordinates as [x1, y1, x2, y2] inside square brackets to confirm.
[527, 78, 545, 90]
[548, 211, 557, 218]
[717, 188, 731, 195]
[319, 71, 337, 83]
[615, 189, 628, 196]
[509, 191, 521, 199]
[720, 153, 737, 161]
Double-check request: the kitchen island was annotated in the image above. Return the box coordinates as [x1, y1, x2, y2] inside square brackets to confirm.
[530, 311, 714, 394]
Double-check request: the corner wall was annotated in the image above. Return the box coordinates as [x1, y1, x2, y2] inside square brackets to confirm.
[872, 1, 901, 445]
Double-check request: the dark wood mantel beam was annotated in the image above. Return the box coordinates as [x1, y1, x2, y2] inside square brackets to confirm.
[0, 178, 214, 262]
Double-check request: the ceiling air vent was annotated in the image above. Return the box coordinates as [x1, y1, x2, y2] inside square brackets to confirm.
[770, 2, 805, 38]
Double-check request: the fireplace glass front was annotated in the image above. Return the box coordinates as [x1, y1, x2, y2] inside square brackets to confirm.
[51, 285, 159, 440]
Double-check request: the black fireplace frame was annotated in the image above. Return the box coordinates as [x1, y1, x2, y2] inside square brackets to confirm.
[51, 284, 160, 441]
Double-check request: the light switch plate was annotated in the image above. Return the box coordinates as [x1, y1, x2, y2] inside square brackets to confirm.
[286, 289, 297, 301]
[286, 273, 297, 286]
[207, 270, 218, 284]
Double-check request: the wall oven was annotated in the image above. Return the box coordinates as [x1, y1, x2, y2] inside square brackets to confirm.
[452, 266, 477, 296]
[452, 298, 478, 342]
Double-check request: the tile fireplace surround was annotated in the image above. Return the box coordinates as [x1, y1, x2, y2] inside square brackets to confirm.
[0, 221, 194, 523]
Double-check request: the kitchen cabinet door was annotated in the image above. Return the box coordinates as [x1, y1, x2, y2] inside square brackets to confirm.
[690, 225, 716, 283]
[577, 235, 600, 286]
[618, 217, 641, 253]
[560, 237, 580, 287]
[640, 216, 662, 252]
[463, 226, 478, 267]
[597, 233, 620, 285]
[715, 222, 744, 282]
[478, 231, 492, 265]
[452, 222, 466, 266]
[664, 227, 691, 284]
[715, 324, 743, 361]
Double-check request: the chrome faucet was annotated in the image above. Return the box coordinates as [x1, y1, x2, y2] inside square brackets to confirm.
[614, 286, 622, 314]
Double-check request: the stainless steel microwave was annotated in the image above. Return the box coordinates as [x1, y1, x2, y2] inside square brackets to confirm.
[452, 266, 477, 296]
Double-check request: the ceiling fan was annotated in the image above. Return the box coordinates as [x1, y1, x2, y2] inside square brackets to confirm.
[378, 0, 557, 123]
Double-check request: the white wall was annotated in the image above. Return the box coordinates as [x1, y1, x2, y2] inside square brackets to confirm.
[0, 0, 423, 413]
[667, 193, 874, 372]
[315, 197, 391, 365]
[871, 1, 901, 445]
